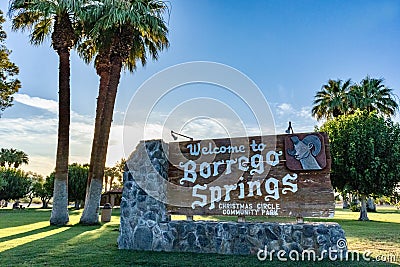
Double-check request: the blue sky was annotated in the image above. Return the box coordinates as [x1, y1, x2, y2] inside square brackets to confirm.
[0, 0, 399, 175]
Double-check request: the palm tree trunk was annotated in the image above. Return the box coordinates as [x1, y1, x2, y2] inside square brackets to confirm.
[50, 49, 70, 225]
[80, 53, 110, 224]
[109, 176, 114, 192]
[104, 175, 108, 192]
[80, 57, 122, 225]
[85, 51, 111, 196]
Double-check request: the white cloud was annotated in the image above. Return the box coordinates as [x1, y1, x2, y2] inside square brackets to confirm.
[276, 103, 295, 115]
[14, 94, 59, 114]
[1, 94, 126, 175]
[0, 116, 57, 175]
[299, 106, 313, 118]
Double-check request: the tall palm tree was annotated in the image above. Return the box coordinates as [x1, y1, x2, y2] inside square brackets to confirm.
[78, 0, 169, 224]
[312, 79, 352, 121]
[13, 150, 29, 168]
[350, 76, 398, 116]
[9, 0, 83, 225]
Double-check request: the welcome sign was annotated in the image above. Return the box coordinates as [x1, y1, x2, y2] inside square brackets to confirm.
[167, 132, 334, 218]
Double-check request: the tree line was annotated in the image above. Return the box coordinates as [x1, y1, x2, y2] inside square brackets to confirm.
[0, 163, 86, 209]
[0, 157, 124, 210]
[313, 77, 400, 221]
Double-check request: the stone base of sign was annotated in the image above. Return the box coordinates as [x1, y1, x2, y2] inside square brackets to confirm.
[118, 140, 347, 255]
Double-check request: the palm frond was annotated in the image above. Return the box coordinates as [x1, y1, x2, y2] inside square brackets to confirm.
[9, 0, 87, 49]
[11, 11, 41, 31]
[76, 38, 97, 64]
[30, 18, 52, 45]
[80, 0, 169, 73]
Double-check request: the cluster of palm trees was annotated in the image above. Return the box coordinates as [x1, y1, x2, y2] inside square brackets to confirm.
[0, 148, 29, 168]
[8, 0, 169, 225]
[312, 76, 398, 121]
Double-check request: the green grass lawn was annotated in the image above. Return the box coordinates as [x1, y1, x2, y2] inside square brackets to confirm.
[0, 207, 399, 266]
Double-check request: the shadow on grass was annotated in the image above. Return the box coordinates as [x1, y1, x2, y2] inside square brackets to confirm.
[0, 223, 102, 265]
[0, 208, 52, 229]
[0, 225, 60, 243]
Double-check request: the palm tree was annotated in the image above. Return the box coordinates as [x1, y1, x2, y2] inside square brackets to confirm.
[103, 165, 123, 192]
[0, 148, 28, 168]
[350, 76, 398, 116]
[313, 77, 398, 121]
[13, 150, 29, 168]
[78, 0, 169, 224]
[312, 79, 352, 121]
[9, 0, 83, 225]
[0, 148, 12, 167]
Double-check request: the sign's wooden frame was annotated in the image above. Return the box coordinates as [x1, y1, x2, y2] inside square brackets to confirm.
[167, 132, 334, 218]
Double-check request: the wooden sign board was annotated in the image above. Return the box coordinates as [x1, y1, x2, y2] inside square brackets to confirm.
[167, 132, 334, 218]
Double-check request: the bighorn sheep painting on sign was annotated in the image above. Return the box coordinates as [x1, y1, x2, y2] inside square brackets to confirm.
[286, 134, 323, 170]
